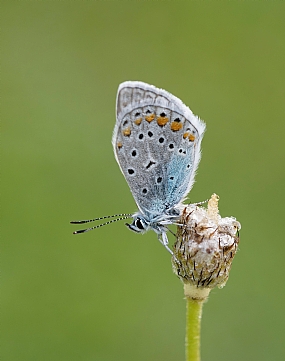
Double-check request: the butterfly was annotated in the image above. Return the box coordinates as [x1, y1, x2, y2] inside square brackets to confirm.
[71, 81, 206, 254]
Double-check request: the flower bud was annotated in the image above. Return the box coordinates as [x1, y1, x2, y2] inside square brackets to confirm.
[172, 194, 241, 300]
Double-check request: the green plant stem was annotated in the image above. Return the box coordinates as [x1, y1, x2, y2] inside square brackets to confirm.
[185, 297, 204, 361]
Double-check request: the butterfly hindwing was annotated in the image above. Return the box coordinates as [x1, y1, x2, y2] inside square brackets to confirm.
[112, 81, 205, 220]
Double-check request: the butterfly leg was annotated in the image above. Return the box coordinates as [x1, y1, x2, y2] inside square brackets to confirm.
[158, 232, 174, 255]
[158, 232, 181, 264]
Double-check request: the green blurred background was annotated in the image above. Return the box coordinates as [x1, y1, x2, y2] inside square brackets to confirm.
[3, 1, 285, 360]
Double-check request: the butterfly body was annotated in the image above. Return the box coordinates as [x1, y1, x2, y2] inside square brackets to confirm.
[113, 81, 206, 251]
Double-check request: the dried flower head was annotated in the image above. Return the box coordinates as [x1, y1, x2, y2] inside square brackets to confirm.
[172, 194, 241, 301]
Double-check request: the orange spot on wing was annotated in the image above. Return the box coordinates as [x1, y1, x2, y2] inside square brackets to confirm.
[188, 134, 195, 141]
[122, 127, 131, 136]
[117, 142, 123, 149]
[171, 121, 183, 131]
[134, 117, 142, 125]
[183, 132, 190, 139]
[145, 114, 155, 123]
[157, 116, 169, 126]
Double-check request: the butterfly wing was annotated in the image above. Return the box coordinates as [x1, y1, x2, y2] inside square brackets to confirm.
[112, 81, 206, 220]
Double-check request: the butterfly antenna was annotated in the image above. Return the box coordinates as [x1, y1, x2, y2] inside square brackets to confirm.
[71, 215, 132, 234]
[70, 213, 132, 225]
[189, 199, 209, 206]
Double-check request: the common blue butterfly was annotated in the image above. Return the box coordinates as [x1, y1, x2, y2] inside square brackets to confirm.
[71, 81, 206, 254]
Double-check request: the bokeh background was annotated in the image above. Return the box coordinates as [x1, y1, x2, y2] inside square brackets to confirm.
[3, 1, 285, 360]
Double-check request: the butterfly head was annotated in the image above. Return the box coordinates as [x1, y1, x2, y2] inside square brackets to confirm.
[125, 214, 150, 234]
[125, 209, 179, 235]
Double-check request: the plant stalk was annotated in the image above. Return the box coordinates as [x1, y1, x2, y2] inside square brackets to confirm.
[185, 297, 204, 361]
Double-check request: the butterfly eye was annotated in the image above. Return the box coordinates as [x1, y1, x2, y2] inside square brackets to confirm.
[135, 218, 145, 230]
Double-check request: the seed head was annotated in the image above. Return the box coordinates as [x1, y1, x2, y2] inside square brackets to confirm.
[172, 194, 241, 300]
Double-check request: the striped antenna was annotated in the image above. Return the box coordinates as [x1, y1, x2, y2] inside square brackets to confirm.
[70, 213, 133, 234]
